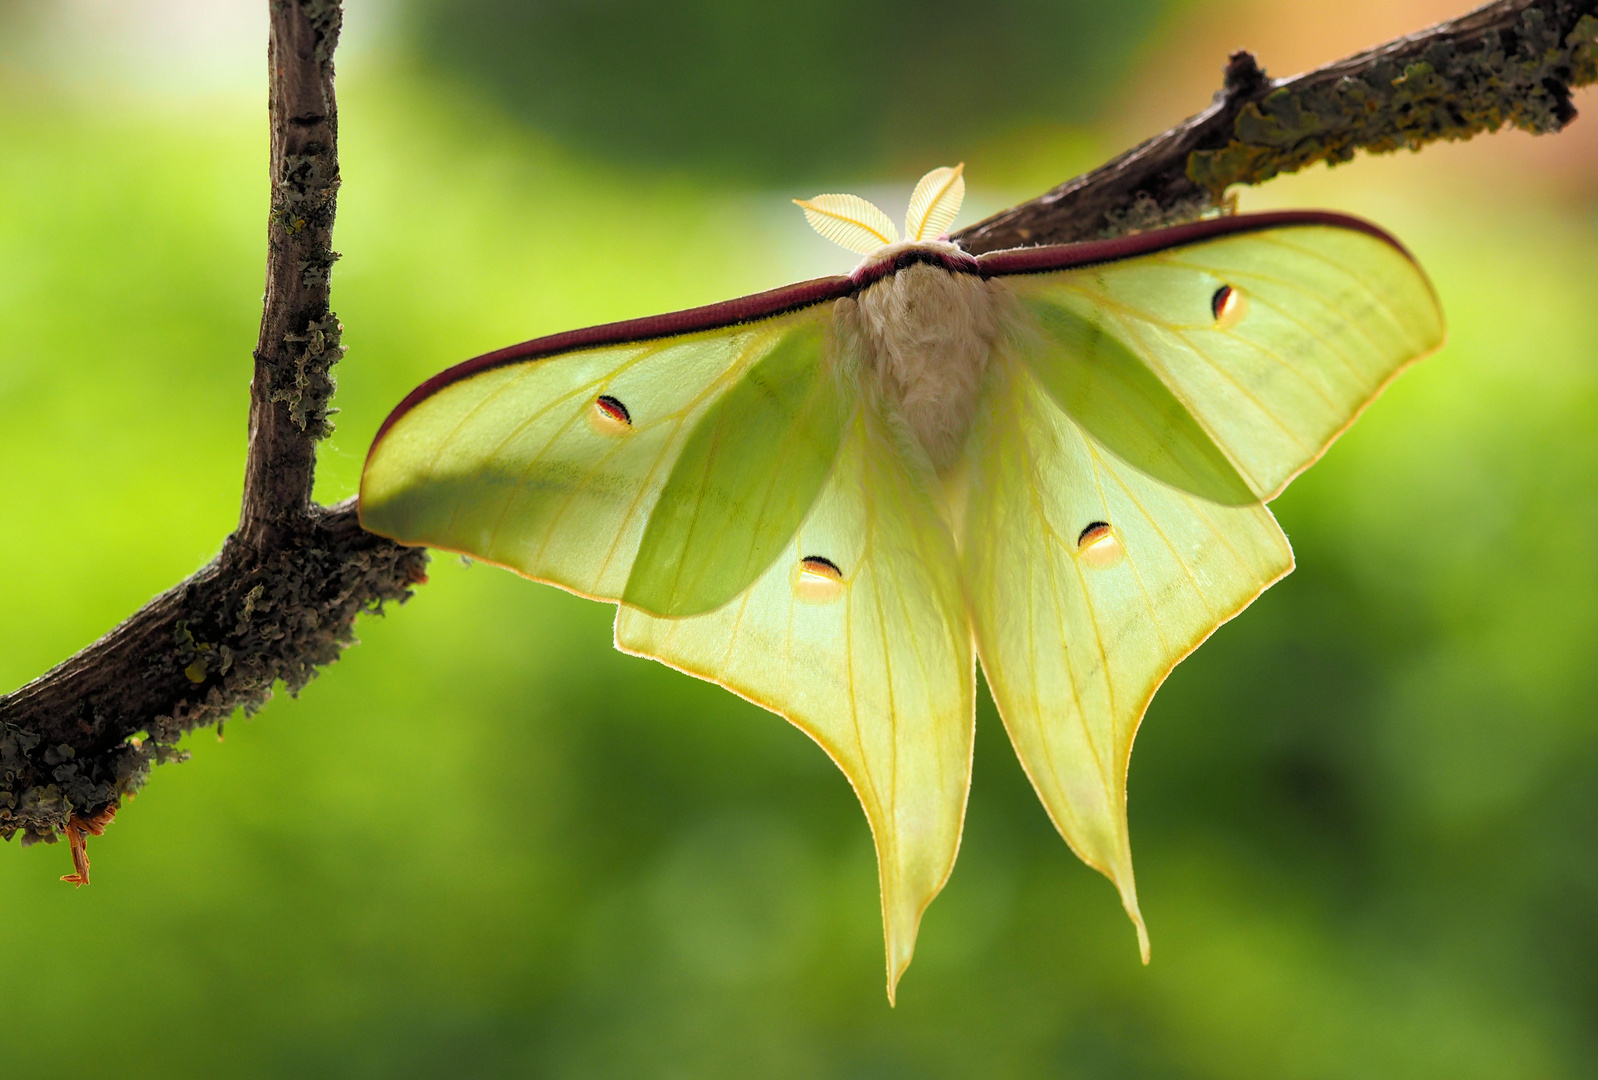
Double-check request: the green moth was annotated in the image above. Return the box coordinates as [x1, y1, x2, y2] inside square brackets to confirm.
[360, 166, 1444, 1001]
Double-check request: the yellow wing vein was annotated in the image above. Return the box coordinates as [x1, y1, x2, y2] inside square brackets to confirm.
[587, 419, 690, 581]
[1028, 520, 1083, 823]
[657, 378, 741, 603]
[1017, 446, 1087, 827]
[664, 325, 795, 596]
[1109, 311, 1314, 457]
[1015, 406, 1104, 794]
[1044, 279, 1187, 334]
[1224, 287, 1372, 388]
[1026, 278, 1317, 469]
[898, 489, 961, 789]
[1055, 419, 1120, 781]
[535, 328, 774, 581]
[866, 485, 903, 837]
[1158, 252, 1402, 377]
[422, 346, 606, 481]
[1169, 323, 1344, 417]
[1248, 234, 1433, 353]
[781, 525, 802, 705]
[845, 463, 885, 828]
[1181, 492, 1264, 585]
[480, 402, 609, 551]
[1086, 442, 1188, 656]
[457, 335, 673, 479]
[456, 337, 681, 545]
[1093, 442, 1219, 633]
[712, 367, 837, 601]
[716, 573, 760, 674]
[439, 375, 602, 537]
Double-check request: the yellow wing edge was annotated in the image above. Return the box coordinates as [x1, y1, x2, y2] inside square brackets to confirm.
[612, 610, 978, 1004]
[973, 508, 1296, 964]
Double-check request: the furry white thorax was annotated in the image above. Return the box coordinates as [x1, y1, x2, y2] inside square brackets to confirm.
[836, 242, 1003, 471]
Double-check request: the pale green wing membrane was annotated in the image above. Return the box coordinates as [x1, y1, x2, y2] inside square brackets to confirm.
[617, 406, 973, 1003]
[998, 223, 1445, 500]
[960, 359, 1293, 958]
[625, 320, 847, 616]
[972, 220, 1442, 955]
[361, 306, 844, 612]
[1015, 299, 1256, 505]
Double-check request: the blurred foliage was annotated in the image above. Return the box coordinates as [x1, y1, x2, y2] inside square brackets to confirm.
[4, 4, 1598, 1077]
[403, 0, 1175, 181]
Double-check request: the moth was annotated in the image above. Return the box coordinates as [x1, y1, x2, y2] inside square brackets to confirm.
[360, 166, 1444, 1000]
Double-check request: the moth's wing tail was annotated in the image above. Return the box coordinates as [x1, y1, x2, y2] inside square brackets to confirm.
[618, 405, 974, 1003]
[963, 216, 1443, 955]
[959, 354, 1293, 961]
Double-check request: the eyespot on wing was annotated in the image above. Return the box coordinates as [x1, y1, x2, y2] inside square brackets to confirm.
[794, 555, 844, 604]
[589, 394, 633, 435]
[1076, 522, 1125, 569]
[1211, 284, 1246, 329]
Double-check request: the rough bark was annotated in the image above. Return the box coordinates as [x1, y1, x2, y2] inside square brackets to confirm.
[240, 0, 345, 550]
[2, 0, 1595, 856]
[955, 0, 1598, 253]
[0, 1, 428, 853]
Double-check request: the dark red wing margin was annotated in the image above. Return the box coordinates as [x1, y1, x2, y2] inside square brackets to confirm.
[370, 211, 1415, 448]
[976, 210, 1420, 276]
[370, 273, 854, 446]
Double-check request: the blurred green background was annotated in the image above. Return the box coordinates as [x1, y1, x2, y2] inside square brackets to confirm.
[2, 0, 1597, 1076]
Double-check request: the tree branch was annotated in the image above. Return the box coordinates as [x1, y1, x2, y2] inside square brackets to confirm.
[241, 0, 344, 550]
[2, 0, 1594, 859]
[0, 1, 427, 854]
[955, 0, 1598, 253]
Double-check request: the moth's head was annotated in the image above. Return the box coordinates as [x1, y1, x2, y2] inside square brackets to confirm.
[794, 164, 966, 257]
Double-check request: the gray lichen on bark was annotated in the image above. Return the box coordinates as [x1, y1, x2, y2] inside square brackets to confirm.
[273, 312, 344, 440]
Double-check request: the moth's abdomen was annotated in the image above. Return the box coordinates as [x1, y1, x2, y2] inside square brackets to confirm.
[845, 259, 1001, 470]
